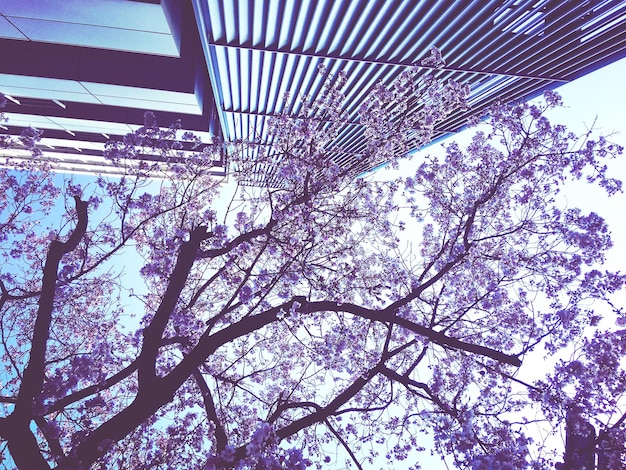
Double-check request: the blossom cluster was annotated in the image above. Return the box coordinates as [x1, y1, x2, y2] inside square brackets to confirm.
[0, 51, 625, 470]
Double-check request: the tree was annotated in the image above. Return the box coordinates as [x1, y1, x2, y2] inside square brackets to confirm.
[0, 49, 625, 469]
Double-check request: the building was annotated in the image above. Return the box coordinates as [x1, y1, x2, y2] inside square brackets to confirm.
[1, 0, 626, 181]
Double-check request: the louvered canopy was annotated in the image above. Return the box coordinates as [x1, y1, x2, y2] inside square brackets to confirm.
[193, 0, 626, 185]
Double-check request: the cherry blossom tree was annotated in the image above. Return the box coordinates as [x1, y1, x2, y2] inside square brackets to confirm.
[0, 50, 625, 469]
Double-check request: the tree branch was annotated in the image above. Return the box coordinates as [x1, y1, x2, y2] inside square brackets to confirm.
[324, 418, 363, 470]
[46, 359, 139, 414]
[139, 225, 211, 387]
[302, 300, 522, 367]
[67, 298, 303, 468]
[65, 288, 519, 469]
[191, 368, 228, 452]
[7, 196, 88, 470]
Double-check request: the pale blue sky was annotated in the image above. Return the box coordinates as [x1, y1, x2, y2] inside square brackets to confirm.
[528, 57, 626, 277]
[370, 56, 626, 469]
[395, 56, 626, 273]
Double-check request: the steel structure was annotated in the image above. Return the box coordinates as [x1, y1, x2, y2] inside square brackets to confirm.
[1, 0, 625, 180]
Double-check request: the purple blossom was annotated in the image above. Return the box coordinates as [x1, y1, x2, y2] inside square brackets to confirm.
[0, 47, 623, 470]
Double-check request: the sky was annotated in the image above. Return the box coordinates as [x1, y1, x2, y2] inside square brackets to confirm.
[160, 57, 626, 468]
[379, 55, 626, 309]
[389, 55, 626, 279]
[367, 56, 626, 469]
[534, 56, 626, 267]
[3, 47, 626, 469]
[70, 56, 626, 469]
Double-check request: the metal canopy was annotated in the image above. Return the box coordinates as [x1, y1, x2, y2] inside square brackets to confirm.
[193, 0, 626, 185]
